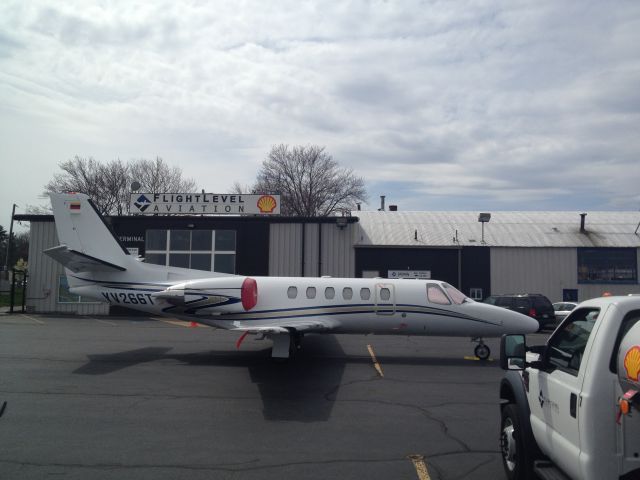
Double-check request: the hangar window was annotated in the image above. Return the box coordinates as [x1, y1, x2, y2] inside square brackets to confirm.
[306, 287, 316, 299]
[427, 284, 451, 305]
[57, 275, 98, 304]
[342, 287, 353, 300]
[325, 287, 335, 299]
[287, 286, 298, 299]
[360, 288, 371, 300]
[144, 229, 236, 274]
[578, 248, 637, 284]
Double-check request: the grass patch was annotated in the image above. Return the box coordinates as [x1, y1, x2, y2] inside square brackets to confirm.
[0, 288, 24, 307]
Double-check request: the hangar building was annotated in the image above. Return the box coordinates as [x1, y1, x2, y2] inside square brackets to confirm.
[14, 209, 640, 314]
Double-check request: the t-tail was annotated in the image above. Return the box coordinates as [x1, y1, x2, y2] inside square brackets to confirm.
[45, 192, 229, 295]
[47, 193, 132, 278]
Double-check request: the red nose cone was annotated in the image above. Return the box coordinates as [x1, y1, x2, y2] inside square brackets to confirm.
[241, 277, 258, 311]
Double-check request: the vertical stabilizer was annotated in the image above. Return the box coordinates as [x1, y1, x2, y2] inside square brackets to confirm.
[49, 193, 129, 269]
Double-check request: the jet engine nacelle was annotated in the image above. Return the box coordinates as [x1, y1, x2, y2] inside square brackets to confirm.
[151, 276, 258, 312]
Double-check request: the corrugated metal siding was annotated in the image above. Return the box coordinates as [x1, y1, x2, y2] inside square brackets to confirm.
[490, 247, 640, 302]
[26, 222, 108, 314]
[268, 223, 356, 278]
[320, 223, 355, 277]
[303, 224, 319, 277]
[491, 248, 576, 301]
[269, 224, 302, 276]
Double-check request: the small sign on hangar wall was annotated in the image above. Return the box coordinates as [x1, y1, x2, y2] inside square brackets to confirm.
[388, 270, 432, 279]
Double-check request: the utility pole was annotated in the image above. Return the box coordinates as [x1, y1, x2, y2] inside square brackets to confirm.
[4, 204, 17, 277]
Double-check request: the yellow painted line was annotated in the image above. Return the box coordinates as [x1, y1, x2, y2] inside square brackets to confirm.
[21, 314, 44, 325]
[153, 318, 210, 328]
[366, 344, 384, 377]
[408, 455, 431, 480]
[463, 356, 494, 362]
[159, 319, 193, 327]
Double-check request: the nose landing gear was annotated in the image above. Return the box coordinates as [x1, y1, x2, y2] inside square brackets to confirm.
[472, 338, 491, 360]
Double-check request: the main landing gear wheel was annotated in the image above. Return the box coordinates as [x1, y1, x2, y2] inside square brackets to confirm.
[474, 343, 491, 360]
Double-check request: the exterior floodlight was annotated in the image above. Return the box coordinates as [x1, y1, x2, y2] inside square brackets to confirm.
[478, 212, 491, 244]
[478, 213, 491, 223]
[336, 217, 348, 230]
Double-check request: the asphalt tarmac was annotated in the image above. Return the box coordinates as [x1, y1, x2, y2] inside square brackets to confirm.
[0, 313, 549, 480]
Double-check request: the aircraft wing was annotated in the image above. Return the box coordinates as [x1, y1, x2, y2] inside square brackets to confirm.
[229, 317, 339, 334]
[44, 245, 127, 273]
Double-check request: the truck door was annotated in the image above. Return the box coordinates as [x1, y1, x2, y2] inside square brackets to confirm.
[374, 283, 395, 315]
[527, 307, 602, 480]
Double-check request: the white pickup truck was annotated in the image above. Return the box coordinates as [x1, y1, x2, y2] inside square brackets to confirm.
[498, 295, 640, 480]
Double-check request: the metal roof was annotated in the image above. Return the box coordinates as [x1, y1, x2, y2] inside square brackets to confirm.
[354, 211, 640, 248]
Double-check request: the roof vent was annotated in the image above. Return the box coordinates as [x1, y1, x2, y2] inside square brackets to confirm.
[580, 213, 587, 233]
[389, 205, 398, 211]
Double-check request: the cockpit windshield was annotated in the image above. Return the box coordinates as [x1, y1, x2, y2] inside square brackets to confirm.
[443, 283, 470, 305]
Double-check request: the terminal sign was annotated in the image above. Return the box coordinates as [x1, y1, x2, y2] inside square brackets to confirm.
[129, 193, 281, 215]
[388, 270, 432, 280]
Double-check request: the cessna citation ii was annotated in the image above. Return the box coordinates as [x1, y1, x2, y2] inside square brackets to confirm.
[45, 193, 538, 360]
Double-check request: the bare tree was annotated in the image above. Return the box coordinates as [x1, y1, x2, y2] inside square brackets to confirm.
[45, 157, 120, 215]
[129, 157, 197, 194]
[250, 144, 367, 216]
[45, 156, 197, 215]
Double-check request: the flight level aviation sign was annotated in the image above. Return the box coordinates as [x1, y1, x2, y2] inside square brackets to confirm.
[129, 193, 280, 215]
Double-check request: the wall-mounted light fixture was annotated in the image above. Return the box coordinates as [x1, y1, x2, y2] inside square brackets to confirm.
[336, 217, 348, 230]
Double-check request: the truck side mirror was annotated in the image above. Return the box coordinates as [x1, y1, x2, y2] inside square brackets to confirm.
[500, 334, 526, 370]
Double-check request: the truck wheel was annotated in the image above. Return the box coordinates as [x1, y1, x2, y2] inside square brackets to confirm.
[500, 403, 533, 480]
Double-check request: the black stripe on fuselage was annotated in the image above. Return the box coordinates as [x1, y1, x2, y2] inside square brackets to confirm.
[216, 304, 500, 326]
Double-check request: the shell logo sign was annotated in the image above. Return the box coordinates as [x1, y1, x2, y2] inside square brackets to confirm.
[257, 195, 278, 213]
[624, 345, 640, 382]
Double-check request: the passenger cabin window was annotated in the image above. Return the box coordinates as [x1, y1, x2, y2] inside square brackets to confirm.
[427, 284, 451, 305]
[443, 283, 467, 305]
[360, 288, 371, 300]
[343, 287, 353, 300]
[379, 287, 391, 301]
[325, 287, 335, 300]
[287, 286, 298, 299]
[547, 308, 600, 375]
[306, 287, 316, 299]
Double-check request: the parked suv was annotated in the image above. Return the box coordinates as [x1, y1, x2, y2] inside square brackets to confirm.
[483, 293, 555, 329]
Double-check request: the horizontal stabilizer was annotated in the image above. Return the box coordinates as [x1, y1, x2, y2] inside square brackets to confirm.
[44, 245, 127, 273]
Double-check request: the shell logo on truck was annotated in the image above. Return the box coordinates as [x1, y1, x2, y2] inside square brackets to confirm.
[623, 345, 640, 382]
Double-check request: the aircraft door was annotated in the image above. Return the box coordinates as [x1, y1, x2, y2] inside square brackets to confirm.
[374, 283, 395, 315]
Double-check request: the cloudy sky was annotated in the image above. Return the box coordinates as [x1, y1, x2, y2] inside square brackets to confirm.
[1, 0, 639, 224]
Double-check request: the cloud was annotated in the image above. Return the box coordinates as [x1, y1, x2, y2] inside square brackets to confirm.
[0, 0, 639, 215]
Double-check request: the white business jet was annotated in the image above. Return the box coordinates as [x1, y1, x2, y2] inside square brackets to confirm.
[45, 193, 538, 360]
